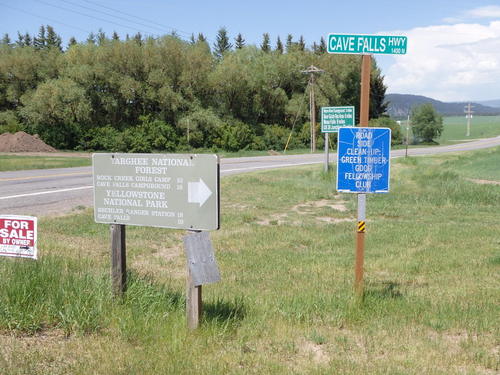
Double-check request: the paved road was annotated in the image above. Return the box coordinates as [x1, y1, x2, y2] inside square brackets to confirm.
[1, 135, 499, 216]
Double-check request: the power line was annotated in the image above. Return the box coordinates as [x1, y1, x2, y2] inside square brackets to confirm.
[0, 2, 92, 34]
[36, 0, 157, 37]
[81, 0, 193, 38]
[59, 0, 179, 36]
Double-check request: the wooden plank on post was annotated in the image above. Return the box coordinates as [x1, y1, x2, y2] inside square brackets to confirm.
[184, 231, 220, 329]
[186, 267, 202, 330]
[111, 224, 126, 296]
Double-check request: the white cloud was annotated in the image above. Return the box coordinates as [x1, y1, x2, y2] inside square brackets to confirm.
[384, 21, 500, 101]
[443, 6, 500, 23]
[466, 5, 500, 19]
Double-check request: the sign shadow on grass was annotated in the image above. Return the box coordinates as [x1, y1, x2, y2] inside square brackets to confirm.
[364, 281, 403, 299]
[203, 297, 246, 325]
[123, 270, 184, 310]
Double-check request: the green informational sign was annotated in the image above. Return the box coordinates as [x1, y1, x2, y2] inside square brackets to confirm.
[328, 34, 407, 55]
[93, 153, 219, 231]
[321, 106, 355, 133]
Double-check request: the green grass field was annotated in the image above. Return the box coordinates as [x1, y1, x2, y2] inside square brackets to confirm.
[0, 150, 318, 172]
[440, 115, 500, 144]
[0, 155, 91, 171]
[0, 148, 499, 374]
[397, 115, 500, 147]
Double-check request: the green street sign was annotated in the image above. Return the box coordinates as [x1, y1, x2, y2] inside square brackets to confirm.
[93, 153, 219, 231]
[328, 34, 407, 55]
[321, 106, 355, 133]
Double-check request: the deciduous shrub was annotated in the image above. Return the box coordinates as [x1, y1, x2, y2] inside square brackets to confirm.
[213, 120, 254, 151]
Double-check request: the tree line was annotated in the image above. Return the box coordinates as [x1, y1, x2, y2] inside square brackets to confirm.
[0, 26, 401, 152]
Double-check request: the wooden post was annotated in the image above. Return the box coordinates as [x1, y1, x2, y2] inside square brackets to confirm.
[186, 266, 202, 330]
[360, 55, 371, 127]
[110, 224, 126, 296]
[355, 54, 371, 297]
[186, 230, 202, 330]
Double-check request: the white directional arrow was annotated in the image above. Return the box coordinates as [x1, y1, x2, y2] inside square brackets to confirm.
[188, 178, 212, 207]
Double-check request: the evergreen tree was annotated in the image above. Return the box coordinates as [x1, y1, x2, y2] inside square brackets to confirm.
[87, 32, 96, 45]
[190, 33, 196, 44]
[1, 33, 11, 46]
[68, 37, 77, 48]
[235, 33, 245, 49]
[125, 33, 130, 41]
[46, 25, 62, 50]
[112, 31, 120, 41]
[34, 25, 46, 49]
[213, 27, 232, 58]
[260, 33, 271, 53]
[370, 71, 388, 119]
[133, 32, 142, 45]
[197, 33, 207, 42]
[276, 36, 283, 54]
[97, 28, 106, 45]
[318, 37, 327, 53]
[286, 34, 293, 52]
[16, 32, 25, 47]
[312, 42, 319, 54]
[23, 33, 32, 46]
[298, 35, 305, 51]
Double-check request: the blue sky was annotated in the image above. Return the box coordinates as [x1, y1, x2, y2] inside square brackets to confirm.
[1, 0, 499, 102]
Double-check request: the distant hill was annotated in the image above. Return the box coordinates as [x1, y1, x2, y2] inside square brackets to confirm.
[476, 99, 500, 108]
[385, 94, 500, 118]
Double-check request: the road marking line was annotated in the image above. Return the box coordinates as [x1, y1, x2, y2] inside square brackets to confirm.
[0, 171, 90, 182]
[0, 186, 93, 200]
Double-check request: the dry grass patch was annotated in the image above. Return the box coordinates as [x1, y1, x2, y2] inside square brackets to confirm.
[256, 197, 353, 226]
[130, 243, 185, 281]
[298, 339, 330, 365]
[466, 178, 500, 185]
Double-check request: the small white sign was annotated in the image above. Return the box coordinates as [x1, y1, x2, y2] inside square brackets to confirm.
[0, 215, 38, 259]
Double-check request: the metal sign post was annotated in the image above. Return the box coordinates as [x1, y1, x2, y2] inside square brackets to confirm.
[355, 194, 366, 295]
[324, 133, 329, 172]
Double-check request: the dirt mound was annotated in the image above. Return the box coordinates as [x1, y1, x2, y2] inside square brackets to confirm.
[0, 131, 57, 152]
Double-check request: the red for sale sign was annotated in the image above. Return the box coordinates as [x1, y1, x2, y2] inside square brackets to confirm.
[0, 215, 37, 259]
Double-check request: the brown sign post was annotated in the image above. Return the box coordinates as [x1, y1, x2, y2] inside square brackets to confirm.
[328, 34, 407, 297]
[355, 54, 372, 296]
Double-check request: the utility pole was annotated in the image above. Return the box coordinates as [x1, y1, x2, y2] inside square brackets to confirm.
[405, 113, 410, 158]
[465, 103, 473, 137]
[301, 65, 324, 152]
